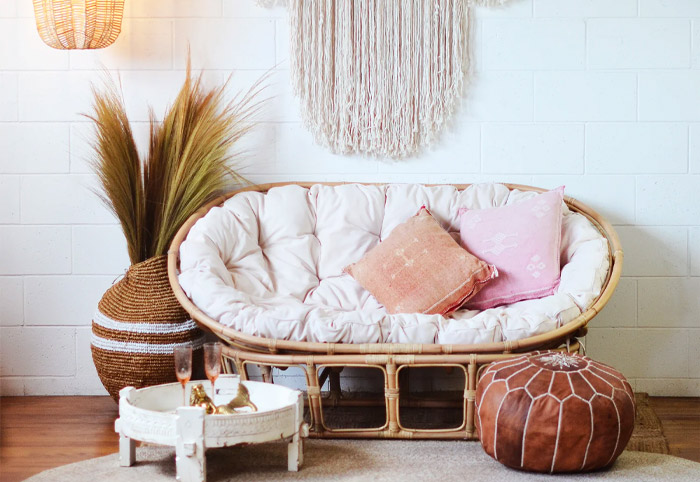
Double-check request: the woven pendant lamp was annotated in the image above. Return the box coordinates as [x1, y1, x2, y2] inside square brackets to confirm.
[33, 0, 125, 49]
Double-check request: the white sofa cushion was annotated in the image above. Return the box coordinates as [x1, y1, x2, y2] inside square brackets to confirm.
[177, 183, 609, 345]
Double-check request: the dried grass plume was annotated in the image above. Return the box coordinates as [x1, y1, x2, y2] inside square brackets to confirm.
[86, 62, 264, 264]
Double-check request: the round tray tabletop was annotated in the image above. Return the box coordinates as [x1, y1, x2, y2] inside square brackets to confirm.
[115, 375, 308, 479]
[116, 375, 304, 448]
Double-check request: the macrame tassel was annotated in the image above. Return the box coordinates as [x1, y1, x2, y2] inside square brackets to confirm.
[289, 0, 471, 158]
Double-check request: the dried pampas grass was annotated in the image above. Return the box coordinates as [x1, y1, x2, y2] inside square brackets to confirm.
[87, 61, 264, 264]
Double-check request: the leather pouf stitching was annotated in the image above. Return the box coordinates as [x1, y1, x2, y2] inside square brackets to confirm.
[475, 351, 635, 473]
[91, 255, 204, 401]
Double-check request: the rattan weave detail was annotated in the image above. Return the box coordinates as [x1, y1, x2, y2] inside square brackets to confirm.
[91, 255, 203, 401]
[33, 0, 125, 49]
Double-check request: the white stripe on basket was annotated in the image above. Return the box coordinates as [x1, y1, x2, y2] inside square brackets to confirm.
[93, 310, 199, 334]
[91, 333, 205, 354]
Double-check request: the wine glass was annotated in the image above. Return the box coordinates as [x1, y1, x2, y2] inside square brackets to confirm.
[204, 342, 222, 403]
[174, 345, 193, 406]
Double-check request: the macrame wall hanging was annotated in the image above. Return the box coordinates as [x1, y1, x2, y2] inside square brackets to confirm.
[258, 0, 505, 158]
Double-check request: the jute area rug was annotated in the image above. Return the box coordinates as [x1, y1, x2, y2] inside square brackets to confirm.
[27, 394, 696, 481]
[627, 393, 670, 454]
[24, 441, 700, 482]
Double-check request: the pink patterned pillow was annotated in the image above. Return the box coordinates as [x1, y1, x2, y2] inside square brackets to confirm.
[345, 208, 498, 315]
[459, 188, 564, 311]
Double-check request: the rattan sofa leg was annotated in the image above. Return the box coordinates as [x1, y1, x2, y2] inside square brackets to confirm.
[305, 363, 324, 434]
[260, 365, 274, 384]
[386, 362, 400, 434]
[328, 368, 342, 405]
[465, 359, 478, 438]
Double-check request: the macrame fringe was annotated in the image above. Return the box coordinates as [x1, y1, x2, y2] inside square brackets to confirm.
[255, 0, 287, 7]
[257, 0, 509, 157]
[255, 0, 511, 9]
[467, 0, 509, 7]
[289, 0, 471, 158]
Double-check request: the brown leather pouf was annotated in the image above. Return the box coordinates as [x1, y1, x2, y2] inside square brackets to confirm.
[475, 351, 635, 473]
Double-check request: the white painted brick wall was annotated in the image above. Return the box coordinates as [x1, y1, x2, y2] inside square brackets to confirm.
[691, 228, 700, 275]
[532, 175, 636, 225]
[0, 18, 69, 70]
[173, 19, 276, 70]
[617, 226, 688, 276]
[475, 0, 533, 18]
[24, 276, 115, 326]
[1, 0, 698, 397]
[1, 226, 72, 275]
[0, 73, 18, 121]
[463, 72, 534, 121]
[639, 72, 700, 121]
[0, 175, 20, 223]
[482, 124, 584, 173]
[0, 327, 76, 376]
[690, 331, 700, 378]
[592, 278, 637, 328]
[534, 0, 638, 18]
[691, 124, 700, 173]
[640, 0, 700, 17]
[69, 19, 174, 71]
[0, 124, 70, 173]
[18, 72, 94, 122]
[72, 226, 130, 275]
[535, 72, 637, 121]
[636, 175, 700, 225]
[482, 20, 586, 70]
[638, 278, 700, 327]
[0, 277, 23, 326]
[585, 123, 688, 174]
[128, 0, 223, 18]
[21, 175, 115, 224]
[587, 19, 690, 69]
[0, 2, 16, 17]
[692, 21, 700, 68]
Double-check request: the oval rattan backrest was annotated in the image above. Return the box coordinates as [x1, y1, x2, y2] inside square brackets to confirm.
[168, 182, 623, 356]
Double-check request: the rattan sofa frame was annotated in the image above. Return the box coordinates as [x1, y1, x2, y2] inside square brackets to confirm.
[168, 182, 623, 440]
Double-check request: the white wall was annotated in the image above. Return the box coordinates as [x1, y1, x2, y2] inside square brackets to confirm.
[1, 0, 699, 397]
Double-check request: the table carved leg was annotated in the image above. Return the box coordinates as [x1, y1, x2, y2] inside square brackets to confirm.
[288, 396, 309, 472]
[116, 388, 136, 467]
[119, 433, 136, 467]
[288, 432, 303, 471]
[176, 407, 206, 482]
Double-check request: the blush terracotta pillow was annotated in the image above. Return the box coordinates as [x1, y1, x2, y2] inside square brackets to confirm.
[459, 187, 564, 311]
[344, 207, 497, 315]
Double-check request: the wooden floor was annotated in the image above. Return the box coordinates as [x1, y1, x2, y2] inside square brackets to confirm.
[0, 396, 698, 481]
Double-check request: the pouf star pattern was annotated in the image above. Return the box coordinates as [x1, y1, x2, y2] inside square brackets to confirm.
[475, 352, 635, 473]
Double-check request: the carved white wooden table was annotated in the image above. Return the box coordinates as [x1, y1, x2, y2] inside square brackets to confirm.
[115, 375, 308, 482]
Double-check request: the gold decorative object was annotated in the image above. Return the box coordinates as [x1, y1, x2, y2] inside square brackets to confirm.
[189, 384, 217, 415]
[33, 0, 125, 50]
[214, 384, 258, 414]
[188, 383, 258, 415]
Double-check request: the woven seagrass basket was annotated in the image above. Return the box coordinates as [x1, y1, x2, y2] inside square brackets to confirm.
[91, 255, 204, 401]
